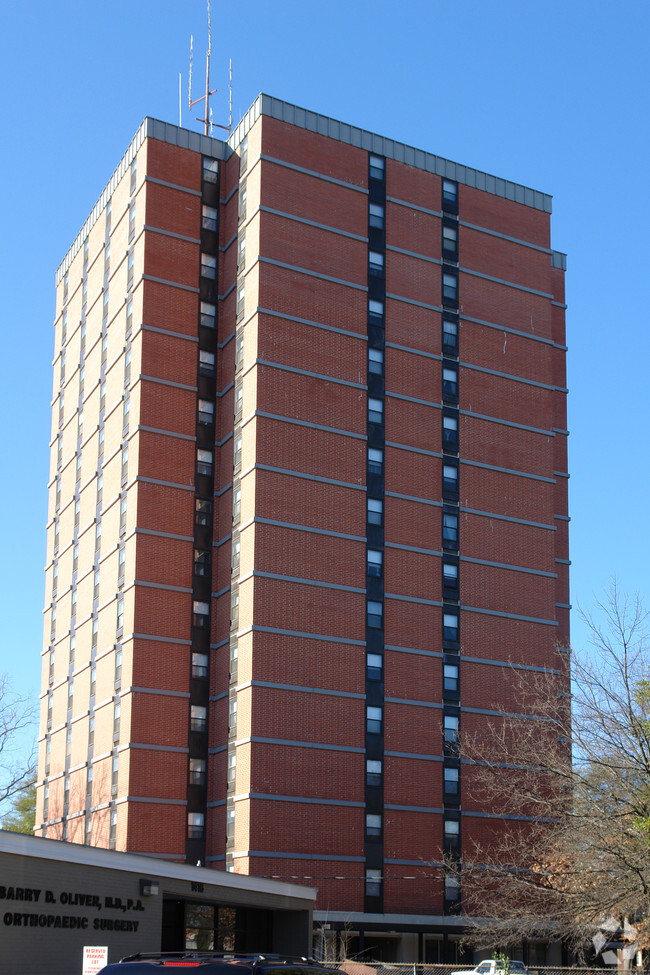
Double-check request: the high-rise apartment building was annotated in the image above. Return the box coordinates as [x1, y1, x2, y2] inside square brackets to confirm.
[37, 94, 569, 960]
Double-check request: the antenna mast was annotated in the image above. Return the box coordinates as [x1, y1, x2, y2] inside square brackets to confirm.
[186, 1, 232, 136]
[189, 0, 217, 136]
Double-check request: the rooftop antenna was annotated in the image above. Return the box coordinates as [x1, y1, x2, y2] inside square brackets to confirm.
[188, 0, 217, 136]
[187, 2, 232, 137]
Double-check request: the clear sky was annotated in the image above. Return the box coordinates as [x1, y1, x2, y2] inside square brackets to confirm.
[1, 0, 648, 759]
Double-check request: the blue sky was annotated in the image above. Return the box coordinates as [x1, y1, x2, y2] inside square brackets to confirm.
[1, 0, 648, 759]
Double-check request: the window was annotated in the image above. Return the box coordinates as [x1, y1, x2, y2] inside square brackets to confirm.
[233, 487, 241, 521]
[367, 758, 382, 786]
[195, 498, 213, 527]
[443, 366, 458, 399]
[443, 463, 458, 498]
[191, 704, 207, 732]
[199, 350, 215, 376]
[109, 809, 117, 850]
[366, 813, 382, 837]
[442, 179, 458, 208]
[233, 435, 242, 470]
[192, 652, 209, 679]
[229, 696, 237, 734]
[95, 522, 102, 552]
[443, 413, 459, 450]
[187, 812, 205, 839]
[235, 332, 244, 370]
[369, 251, 384, 276]
[368, 397, 383, 424]
[367, 498, 383, 525]
[368, 348, 384, 376]
[226, 807, 235, 837]
[369, 155, 385, 180]
[443, 560, 458, 590]
[128, 201, 135, 241]
[442, 224, 458, 260]
[239, 137, 248, 172]
[126, 298, 133, 337]
[367, 705, 382, 734]
[238, 182, 247, 221]
[367, 652, 383, 681]
[200, 301, 216, 328]
[443, 612, 459, 643]
[444, 662, 459, 694]
[230, 589, 239, 624]
[237, 235, 246, 270]
[124, 348, 131, 386]
[197, 449, 213, 476]
[130, 157, 137, 194]
[114, 701, 121, 737]
[119, 496, 127, 533]
[443, 271, 458, 304]
[198, 399, 215, 425]
[368, 447, 383, 475]
[231, 538, 241, 572]
[367, 600, 383, 628]
[234, 383, 243, 419]
[189, 758, 206, 785]
[118, 548, 126, 585]
[201, 253, 217, 279]
[443, 512, 458, 549]
[444, 765, 459, 795]
[93, 568, 100, 598]
[442, 318, 458, 354]
[121, 444, 128, 484]
[127, 249, 134, 290]
[369, 203, 385, 229]
[236, 281, 245, 321]
[116, 596, 124, 632]
[202, 205, 218, 231]
[193, 600, 210, 628]
[203, 157, 219, 183]
[365, 868, 382, 897]
[444, 874, 461, 902]
[368, 298, 384, 324]
[367, 549, 383, 577]
[194, 549, 210, 577]
[444, 713, 459, 746]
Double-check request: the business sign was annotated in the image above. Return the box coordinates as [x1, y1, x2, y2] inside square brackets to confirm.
[82, 945, 108, 974]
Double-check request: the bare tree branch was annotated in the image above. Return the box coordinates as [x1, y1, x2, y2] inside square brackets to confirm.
[450, 584, 650, 954]
[0, 674, 37, 809]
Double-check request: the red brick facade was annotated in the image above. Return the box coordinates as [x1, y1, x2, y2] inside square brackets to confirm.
[38, 99, 568, 952]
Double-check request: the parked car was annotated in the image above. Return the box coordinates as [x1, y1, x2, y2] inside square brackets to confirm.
[98, 952, 342, 974]
[452, 960, 528, 975]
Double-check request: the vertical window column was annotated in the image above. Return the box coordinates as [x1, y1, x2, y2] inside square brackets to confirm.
[186, 154, 221, 866]
[441, 177, 461, 912]
[364, 152, 387, 910]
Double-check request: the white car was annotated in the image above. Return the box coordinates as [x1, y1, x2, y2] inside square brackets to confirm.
[452, 961, 528, 975]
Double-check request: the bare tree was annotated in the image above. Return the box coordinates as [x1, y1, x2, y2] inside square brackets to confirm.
[0, 674, 37, 812]
[454, 583, 650, 954]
